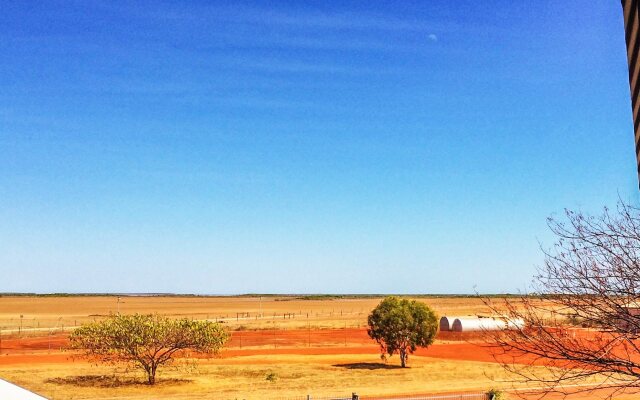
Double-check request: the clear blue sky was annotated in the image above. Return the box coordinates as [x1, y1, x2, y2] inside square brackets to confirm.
[1, 1, 638, 294]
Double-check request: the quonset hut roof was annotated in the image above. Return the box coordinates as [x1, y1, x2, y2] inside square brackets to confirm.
[451, 317, 525, 332]
[439, 316, 470, 331]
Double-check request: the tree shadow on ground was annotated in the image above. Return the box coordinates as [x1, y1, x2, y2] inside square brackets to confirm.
[332, 362, 404, 370]
[46, 375, 191, 387]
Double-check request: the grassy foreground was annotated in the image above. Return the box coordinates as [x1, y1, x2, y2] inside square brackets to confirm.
[1, 354, 528, 400]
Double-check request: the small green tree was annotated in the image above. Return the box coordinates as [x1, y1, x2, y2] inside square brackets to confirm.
[367, 296, 438, 367]
[70, 314, 229, 384]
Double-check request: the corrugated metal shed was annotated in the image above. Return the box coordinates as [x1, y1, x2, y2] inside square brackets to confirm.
[439, 316, 468, 331]
[451, 317, 524, 332]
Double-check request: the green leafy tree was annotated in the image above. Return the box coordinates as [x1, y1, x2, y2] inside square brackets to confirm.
[367, 296, 438, 367]
[69, 314, 229, 384]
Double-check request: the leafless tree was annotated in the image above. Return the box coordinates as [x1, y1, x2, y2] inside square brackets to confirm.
[485, 201, 640, 399]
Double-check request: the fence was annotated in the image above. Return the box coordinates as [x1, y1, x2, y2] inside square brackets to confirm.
[228, 326, 373, 349]
[270, 393, 490, 400]
[0, 309, 370, 336]
[0, 324, 485, 357]
[0, 305, 484, 357]
[361, 393, 490, 400]
[0, 308, 487, 343]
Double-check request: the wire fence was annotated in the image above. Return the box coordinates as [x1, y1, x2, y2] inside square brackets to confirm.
[0, 323, 482, 357]
[0, 308, 484, 360]
[361, 393, 490, 400]
[266, 395, 354, 400]
[0, 327, 375, 356]
[0, 309, 371, 336]
[0, 314, 477, 346]
[265, 393, 490, 400]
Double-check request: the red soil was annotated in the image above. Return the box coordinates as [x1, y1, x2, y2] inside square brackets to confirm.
[2, 329, 635, 400]
[0, 329, 500, 366]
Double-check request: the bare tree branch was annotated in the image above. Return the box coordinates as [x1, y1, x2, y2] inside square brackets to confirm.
[485, 201, 640, 399]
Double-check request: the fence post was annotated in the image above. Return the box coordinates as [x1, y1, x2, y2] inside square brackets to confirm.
[306, 395, 311, 400]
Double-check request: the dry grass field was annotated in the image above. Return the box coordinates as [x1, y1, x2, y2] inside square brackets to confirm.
[0, 354, 544, 400]
[0, 295, 499, 333]
[0, 295, 622, 400]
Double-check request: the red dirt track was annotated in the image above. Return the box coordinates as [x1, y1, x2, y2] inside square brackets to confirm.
[0, 328, 501, 366]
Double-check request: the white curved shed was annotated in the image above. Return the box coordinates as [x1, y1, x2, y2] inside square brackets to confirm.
[452, 318, 500, 332]
[451, 317, 525, 332]
[506, 318, 525, 330]
[439, 316, 467, 331]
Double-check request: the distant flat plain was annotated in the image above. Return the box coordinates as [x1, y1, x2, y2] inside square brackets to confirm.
[0, 295, 500, 332]
[0, 295, 626, 399]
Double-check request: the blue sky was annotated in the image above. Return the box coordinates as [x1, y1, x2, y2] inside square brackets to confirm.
[0, 1, 637, 294]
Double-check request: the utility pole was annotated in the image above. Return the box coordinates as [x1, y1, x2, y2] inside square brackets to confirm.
[117, 296, 121, 314]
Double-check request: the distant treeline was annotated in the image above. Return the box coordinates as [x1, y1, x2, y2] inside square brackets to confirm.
[0, 292, 523, 299]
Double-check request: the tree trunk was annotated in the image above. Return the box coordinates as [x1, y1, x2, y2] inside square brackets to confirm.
[148, 365, 157, 385]
[400, 349, 407, 368]
[144, 364, 157, 385]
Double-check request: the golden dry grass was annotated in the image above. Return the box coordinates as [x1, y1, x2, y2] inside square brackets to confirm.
[0, 354, 545, 400]
[0, 295, 500, 333]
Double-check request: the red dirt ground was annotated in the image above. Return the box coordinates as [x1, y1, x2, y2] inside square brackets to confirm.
[0, 329, 503, 366]
[2, 329, 634, 400]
